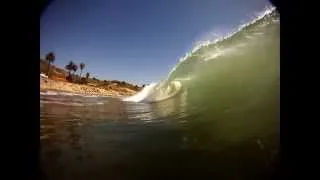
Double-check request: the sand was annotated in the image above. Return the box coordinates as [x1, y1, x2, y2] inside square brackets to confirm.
[40, 79, 138, 97]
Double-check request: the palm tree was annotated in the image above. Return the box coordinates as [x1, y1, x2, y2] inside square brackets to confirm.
[79, 63, 85, 78]
[45, 52, 55, 77]
[86, 72, 90, 79]
[65, 61, 74, 73]
[70, 64, 78, 83]
[72, 64, 78, 75]
[65, 61, 75, 82]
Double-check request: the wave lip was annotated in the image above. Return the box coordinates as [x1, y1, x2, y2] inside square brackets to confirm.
[149, 80, 182, 102]
[123, 83, 158, 102]
[177, 6, 276, 65]
[123, 81, 183, 103]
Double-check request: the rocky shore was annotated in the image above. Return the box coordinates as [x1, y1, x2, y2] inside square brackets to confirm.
[40, 79, 138, 97]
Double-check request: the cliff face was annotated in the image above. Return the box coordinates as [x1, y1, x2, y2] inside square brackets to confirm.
[40, 59, 68, 81]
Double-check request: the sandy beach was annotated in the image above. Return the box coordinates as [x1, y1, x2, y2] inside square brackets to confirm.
[40, 78, 138, 97]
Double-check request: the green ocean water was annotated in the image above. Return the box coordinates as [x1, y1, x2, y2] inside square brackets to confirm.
[40, 8, 279, 180]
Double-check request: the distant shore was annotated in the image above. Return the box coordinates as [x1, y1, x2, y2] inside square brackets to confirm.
[40, 79, 138, 97]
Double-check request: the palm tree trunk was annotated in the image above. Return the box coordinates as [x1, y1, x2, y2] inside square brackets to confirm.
[70, 72, 73, 83]
[47, 62, 51, 77]
[80, 70, 82, 78]
[67, 70, 71, 82]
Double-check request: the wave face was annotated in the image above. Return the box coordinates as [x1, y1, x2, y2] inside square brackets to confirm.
[126, 7, 279, 105]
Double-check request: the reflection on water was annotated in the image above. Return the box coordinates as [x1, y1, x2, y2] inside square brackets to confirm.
[40, 91, 278, 180]
[125, 89, 189, 123]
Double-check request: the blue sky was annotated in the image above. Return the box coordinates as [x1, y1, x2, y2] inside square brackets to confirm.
[40, 0, 271, 85]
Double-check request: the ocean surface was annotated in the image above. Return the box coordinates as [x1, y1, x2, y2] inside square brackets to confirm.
[40, 7, 279, 180]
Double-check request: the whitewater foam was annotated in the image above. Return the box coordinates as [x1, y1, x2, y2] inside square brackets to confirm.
[40, 90, 108, 98]
[149, 80, 182, 102]
[123, 83, 158, 102]
[40, 100, 105, 106]
[123, 80, 183, 103]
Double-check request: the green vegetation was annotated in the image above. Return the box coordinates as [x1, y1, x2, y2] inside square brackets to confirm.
[40, 52, 143, 91]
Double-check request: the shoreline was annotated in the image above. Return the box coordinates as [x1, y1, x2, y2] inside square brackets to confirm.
[40, 79, 138, 97]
